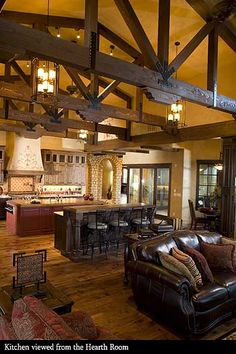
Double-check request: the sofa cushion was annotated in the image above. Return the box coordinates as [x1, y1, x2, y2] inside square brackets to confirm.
[179, 242, 214, 284]
[221, 237, 236, 270]
[173, 232, 200, 250]
[158, 251, 198, 291]
[192, 283, 229, 312]
[200, 241, 235, 273]
[11, 295, 80, 340]
[0, 316, 17, 339]
[213, 271, 236, 298]
[196, 231, 222, 244]
[136, 235, 177, 264]
[171, 247, 203, 286]
[62, 311, 98, 339]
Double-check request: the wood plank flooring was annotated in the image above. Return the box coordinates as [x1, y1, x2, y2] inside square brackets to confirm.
[0, 220, 235, 340]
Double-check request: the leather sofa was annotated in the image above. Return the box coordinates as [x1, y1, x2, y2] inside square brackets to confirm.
[127, 230, 236, 336]
[0, 294, 117, 340]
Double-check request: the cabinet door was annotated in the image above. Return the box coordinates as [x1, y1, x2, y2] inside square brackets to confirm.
[40, 207, 54, 232]
[57, 164, 67, 184]
[80, 166, 86, 185]
[20, 208, 41, 234]
[0, 161, 3, 184]
[67, 165, 74, 184]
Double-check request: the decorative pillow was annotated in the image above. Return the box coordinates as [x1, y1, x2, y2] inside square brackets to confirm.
[11, 296, 81, 340]
[62, 311, 98, 339]
[221, 237, 236, 270]
[179, 242, 214, 284]
[200, 240, 235, 273]
[157, 251, 198, 292]
[171, 247, 203, 286]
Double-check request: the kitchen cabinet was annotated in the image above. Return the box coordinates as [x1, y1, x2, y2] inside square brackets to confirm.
[42, 150, 86, 186]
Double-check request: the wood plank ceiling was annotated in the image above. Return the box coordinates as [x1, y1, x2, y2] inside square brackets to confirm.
[0, 0, 235, 152]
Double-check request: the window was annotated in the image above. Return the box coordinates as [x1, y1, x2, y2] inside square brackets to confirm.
[121, 164, 171, 215]
[196, 160, 222, 209]
[76, 156, 80, 164]
[81, 156, 86, 163]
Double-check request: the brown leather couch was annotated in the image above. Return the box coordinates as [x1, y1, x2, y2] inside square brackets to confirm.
[127, 230, 236, 336]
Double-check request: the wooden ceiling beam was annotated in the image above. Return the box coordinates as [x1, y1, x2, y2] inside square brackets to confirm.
[0, 108, 127, 138]
[64, 66, 94, 102]
[85, 139, 138, 152]
[186, 0, 236, 53]
[0, 1, 6, 13]
[168, 21, 217, 76]
[219, 22, 236, 53]
[0, 10, 85, 28]
[114, 0, 163, 72]
[158, 0, 170, 71]
[97, 80, 121, 103]
[0, 80, 166, 126]
[132, 120, 236, 145]
[207, 27, 218, 94]
[0, 18, 235, 114]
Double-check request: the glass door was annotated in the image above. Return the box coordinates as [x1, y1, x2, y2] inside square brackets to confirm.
[142, 168, 155, 204]
[156, 168, 170, 215]
[129, 168, 140, 203]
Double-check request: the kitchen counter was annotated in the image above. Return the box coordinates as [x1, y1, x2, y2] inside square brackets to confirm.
[6, 198, 99, 208]
[6, 199, 104, 236]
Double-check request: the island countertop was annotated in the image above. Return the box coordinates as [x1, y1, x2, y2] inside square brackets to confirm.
[6, 199, 104, 208]
[6, 199, 105, 236]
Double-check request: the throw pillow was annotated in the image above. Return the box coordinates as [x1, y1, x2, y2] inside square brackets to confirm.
[62, 311, 98, 339]
[11, 296, 81, 340]
[200, 240, 235, 272]
[171, 247, 203, 286]
[157, 251, 198, 292]
[179, 241, 214, 284]
[221, 237, 236, 270]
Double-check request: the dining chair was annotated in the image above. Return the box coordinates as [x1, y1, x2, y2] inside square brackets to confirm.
[188, 199, 210, 230]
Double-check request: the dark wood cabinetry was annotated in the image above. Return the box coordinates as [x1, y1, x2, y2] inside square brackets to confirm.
[42, 150, 86, 186]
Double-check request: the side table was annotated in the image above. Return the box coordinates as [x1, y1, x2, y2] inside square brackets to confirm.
[1, 281, 74, 316]
[123, 231, 157, 284]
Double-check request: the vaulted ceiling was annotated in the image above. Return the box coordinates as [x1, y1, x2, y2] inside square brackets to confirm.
[0, 0, 235, 151]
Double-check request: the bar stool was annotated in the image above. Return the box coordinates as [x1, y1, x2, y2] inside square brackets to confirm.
[109, 207, 132, 253]
[85, 209, 110, 259]
[131, 206, 156, 233]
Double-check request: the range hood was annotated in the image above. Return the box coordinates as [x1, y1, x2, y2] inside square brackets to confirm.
[7, 136, 45, 176]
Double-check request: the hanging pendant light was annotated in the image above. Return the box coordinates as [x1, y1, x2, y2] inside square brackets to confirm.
[165, 42, 186, 134]
[31, 0, 59, 105]
[32, 58, 59, 102]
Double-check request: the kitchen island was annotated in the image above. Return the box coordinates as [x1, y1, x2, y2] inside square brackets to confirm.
[55, 203, 155, 262]
[6, 199, 104, 236]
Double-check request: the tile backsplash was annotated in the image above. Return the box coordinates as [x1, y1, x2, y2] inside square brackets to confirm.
[9, 176, 35, 193]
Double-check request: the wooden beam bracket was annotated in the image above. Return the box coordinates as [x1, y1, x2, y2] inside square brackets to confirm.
[89, 31, 97, 70]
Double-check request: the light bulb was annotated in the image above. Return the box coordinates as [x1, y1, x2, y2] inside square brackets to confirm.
[168, 113, 174, 121]
[177, 103, 183, 112]
[49, 69, 56, 80]
[37, 68, 44, 78]
[174, 113, 180, 121]
[171, 103, 178, 113]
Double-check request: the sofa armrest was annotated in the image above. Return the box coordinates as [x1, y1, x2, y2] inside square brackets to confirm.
[128, 260, 191, 295]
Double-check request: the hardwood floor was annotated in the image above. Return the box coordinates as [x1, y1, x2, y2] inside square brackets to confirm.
[1, 220, 235, 340]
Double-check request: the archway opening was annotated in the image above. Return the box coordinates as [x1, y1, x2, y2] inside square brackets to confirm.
[101, 159, 113, 199]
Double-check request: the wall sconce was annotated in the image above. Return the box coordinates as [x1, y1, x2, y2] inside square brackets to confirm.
[76, 29, 81, 40]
